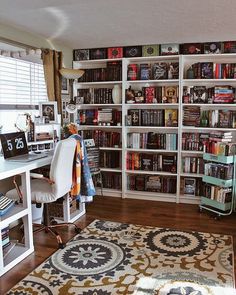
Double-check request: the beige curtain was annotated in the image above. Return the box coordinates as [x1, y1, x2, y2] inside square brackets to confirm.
[41, 49, 62, 114]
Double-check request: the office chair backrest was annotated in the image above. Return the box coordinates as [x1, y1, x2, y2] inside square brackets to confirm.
[50, 138, 77, 199]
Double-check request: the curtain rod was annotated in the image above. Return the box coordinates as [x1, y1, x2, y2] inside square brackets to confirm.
[0, 37, 38, 50]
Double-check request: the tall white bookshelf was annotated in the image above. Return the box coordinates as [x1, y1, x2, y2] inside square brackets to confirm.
[73, 53, 236, 204]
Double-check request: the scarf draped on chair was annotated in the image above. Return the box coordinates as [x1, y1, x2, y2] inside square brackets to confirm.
[70, 134, 96, 202]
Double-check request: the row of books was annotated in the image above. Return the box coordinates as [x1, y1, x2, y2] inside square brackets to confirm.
[73, 42, 236, 61]
[180, 177, 203, 197]
[183, 107, 236, 128]
[182, 157, 204, 174]
[100, 151, 120, 169]
[182, 132, 235, 155]
[127, 132, 177, 150]
[126, 152, 177, 173]
[127, 174, 176, 193]
[126, 86, 179, 104]
[78, 61, 122, 82]
[186, 62, 236, 79]
[99, 172, 122, 190]
[204, 163, 233, 180]
[203, 184, 232, 203]
[127, 109, 178, 127]
[77, 88, 113, 104]
[127, 62, 179, 81]
[1, 226, 10, 249]
[80, 130, 121, 148]
[78, 109, 122, 125]
[182, 86, 235, 104]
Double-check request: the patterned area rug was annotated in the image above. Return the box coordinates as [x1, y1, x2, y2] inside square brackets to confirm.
[7, 220, 235, 295]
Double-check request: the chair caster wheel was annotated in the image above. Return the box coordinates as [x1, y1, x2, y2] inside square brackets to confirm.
[199, 207, 203, 213]
[215, 215, 221, 220]
[75, 227, 81, 234]
[59, 243, 65, 249]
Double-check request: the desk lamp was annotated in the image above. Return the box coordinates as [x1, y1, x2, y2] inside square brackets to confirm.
[59, 68, 84, 113]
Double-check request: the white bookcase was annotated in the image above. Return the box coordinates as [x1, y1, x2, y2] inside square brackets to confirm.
[73, 53, 236, 204]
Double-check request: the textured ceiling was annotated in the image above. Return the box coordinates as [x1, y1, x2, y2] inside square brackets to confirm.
[1, 0, 236, 49]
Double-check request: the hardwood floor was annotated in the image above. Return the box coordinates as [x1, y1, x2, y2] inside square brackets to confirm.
[1, 196, 236, 294]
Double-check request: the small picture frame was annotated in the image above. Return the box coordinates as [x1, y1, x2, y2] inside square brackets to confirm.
[61, 76, 69, 94]
[39, 101, 58, 123]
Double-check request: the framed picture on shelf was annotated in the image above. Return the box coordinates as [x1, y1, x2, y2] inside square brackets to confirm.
[39, 101, 58, 123]
[61, 77, 69, 94]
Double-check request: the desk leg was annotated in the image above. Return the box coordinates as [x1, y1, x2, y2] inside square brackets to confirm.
[21, 171, 34, 251]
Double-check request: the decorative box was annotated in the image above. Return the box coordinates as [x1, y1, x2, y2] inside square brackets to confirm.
[142, 45, 159, 57]
[124, 46, 142, 58]
[90, 48, 107, 60]
[223, 41, 236, 53]
[73, 49, 89, 61]
[108, 47, 123, 59]
[160, 44, 179, 55]
[181, 43, 202, 54]
[204, 42, 222, 54]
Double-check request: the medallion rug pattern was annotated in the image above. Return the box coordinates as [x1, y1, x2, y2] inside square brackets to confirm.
[7, 220, 235, 295]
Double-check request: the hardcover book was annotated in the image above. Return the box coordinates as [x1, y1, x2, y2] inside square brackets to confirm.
[144, 86, 155, 103]
[128, 110, 141, 126]
[181, 43, 202, 54]
[90, 48, 107, 60]
[223, 41, 236, 53]
[107, 47, 123, 59]
[124, 46, 142, 57]
[201, 62, 213, 79]
[162, 86, 178, 103]
[204, 42, 222, 54]
[160, 44, 179, 55]
[142, 45, 159, 57]
[73, 49, 90, 61]
[127, 64, 138, 80]
[162, 155, 177, 173]
[184, 178, 196, 195]
[140, 63, 151, 80]
[168, 62, 179, 79]
[153, 63, 167, 80]
[192, 86, 207, 103]
[145, 175, 162, 192]
[141, 154, 153, 171]
[165, 109, 178, 127]
[135, 176, 146, 191]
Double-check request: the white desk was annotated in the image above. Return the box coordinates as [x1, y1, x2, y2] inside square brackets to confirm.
[0, 154, 53, 276]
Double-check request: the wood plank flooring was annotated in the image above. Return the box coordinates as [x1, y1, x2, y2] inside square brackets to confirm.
[1, 196, 236, 294]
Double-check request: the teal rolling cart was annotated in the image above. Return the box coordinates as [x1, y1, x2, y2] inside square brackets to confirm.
[200, 153, 236, 218]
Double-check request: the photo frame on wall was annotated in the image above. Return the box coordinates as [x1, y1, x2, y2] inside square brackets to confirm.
[39, 101, 58, 123]
[61, 76, 69, 94]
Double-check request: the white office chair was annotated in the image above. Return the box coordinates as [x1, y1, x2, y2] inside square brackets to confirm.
[6, 137, 81, 248]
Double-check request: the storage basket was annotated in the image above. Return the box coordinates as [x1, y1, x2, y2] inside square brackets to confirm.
[48, 196, 77, 218]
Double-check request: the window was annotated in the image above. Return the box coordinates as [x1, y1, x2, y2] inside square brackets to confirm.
[0, 55, 48, 132]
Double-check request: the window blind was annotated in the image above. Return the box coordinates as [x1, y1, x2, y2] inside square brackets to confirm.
[0, 55, 48, 107]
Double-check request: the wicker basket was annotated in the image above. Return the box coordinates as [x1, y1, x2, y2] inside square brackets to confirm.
[48, 197, 77, 218]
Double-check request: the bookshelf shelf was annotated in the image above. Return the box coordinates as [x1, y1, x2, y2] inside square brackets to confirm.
[126, 148, 177, 153]
[78, 104, 122, 108]
[100, 168, 122, 173]
[73, 53, 236, 204]
[180, 173, 204, 178]
[126, 79, 179, 84]
[100, 147, 122, 151]
[126, 170, 177, 176]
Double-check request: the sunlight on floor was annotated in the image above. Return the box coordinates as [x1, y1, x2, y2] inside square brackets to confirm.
[132, 276, 236, 295]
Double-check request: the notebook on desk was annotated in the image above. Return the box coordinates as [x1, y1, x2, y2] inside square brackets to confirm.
[0, 132, 48, 162]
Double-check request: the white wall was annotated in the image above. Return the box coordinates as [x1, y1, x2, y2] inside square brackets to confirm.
[0, 23, 73, 68]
